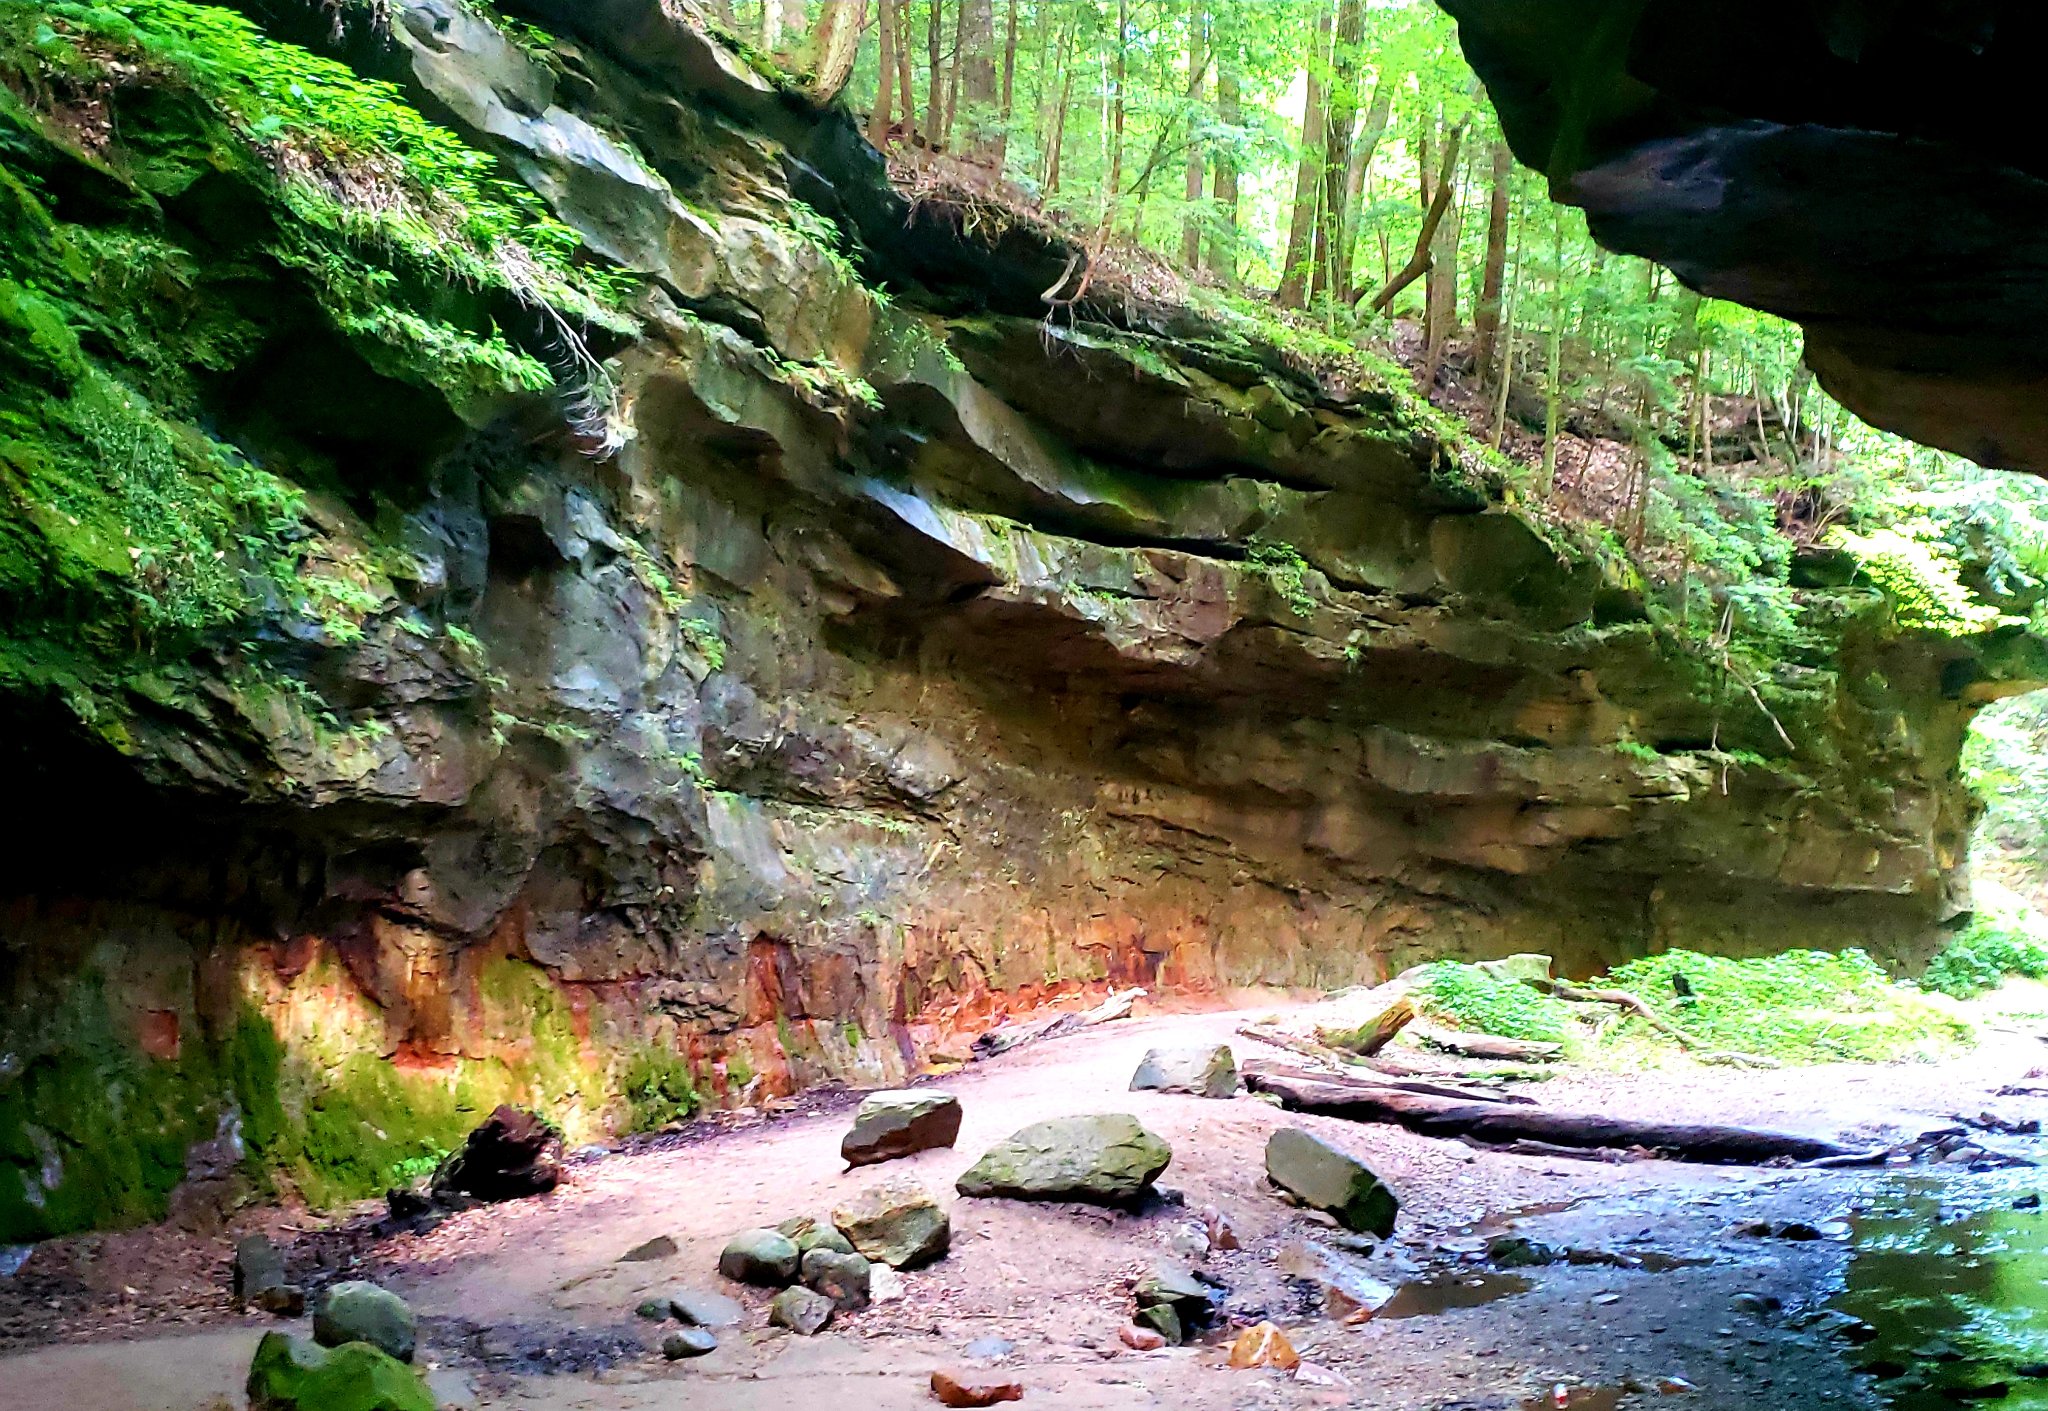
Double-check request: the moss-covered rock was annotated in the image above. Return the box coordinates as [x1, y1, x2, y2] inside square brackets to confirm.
[246, 1332, 436, 1411]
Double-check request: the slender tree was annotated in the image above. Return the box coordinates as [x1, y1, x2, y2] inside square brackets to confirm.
[1208, 30, 1241, 282]
[1276, 5, 1334, 308]
[869, 0, 897, 147]
[1309, 0, 1365, 304]
[1472, 138, 1512, 381]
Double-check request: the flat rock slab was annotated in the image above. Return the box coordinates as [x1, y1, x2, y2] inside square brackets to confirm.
[619, 1235, 678, 1262]
[931, 1369, 1025, 1406]
[1265, 1128, 1399, 1237]
[832, 1179, 951, 1269]
[662, 1328, 718, 1360]
[956, 1114, 1171, 1207]
[1129, 1046, 1238, 1098]
[668, 1287, 746, 1327]
[842, 1090, 964, 1167]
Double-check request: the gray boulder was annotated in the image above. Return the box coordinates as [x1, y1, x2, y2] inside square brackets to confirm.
[841, 1090, 964, 1168]
[768, 1285, 834, 1335]
[1265, 1128, 1399, 1237]
[777, 1216, 857, 1257]
[801, 1247, 871, 1311]
[717, 1228, 800, 1286]
[312, 1280, 417, 1363]
[1129, 1046, 1238, 1098]
[831, 1179, 951, 1269]
[956, 1115, 1171, 1207]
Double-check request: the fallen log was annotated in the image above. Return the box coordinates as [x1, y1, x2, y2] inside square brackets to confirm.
[1321, 994, 1419, 1057]
[1411, 1024, 1563, 1063]
[1537, 981, 1780, 1070]
[974, 987, 1144, 1058]
[1243, 1065, 1860, 1164]
[1236, 1056, 1529, 1107]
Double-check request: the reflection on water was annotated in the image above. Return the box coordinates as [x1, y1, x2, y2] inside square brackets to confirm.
[1377, 1270, 1532, 1319]
[1832, 1172, 2048, 1407]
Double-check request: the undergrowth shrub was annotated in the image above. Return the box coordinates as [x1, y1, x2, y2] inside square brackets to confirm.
[1413, 964, 1574, 1045]
[1922, 883, 2048, 1000]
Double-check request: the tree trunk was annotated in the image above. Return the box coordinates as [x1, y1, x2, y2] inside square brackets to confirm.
[1541, 205, 1564, 493]
[1181, 0, 1207, 269]
[1275, 5, 1334, 308]
[1242, 1066, 1864, 1165]
[926, 0, 944, 151]
[1104, 0, 1128, 230]
[893, 0, 917, 145]
[1472, 139, 1512, 383]
[995, 0, 1018, 170]
[957, 0, 998, 164]
[1044, 20, 1076, 193]
[868, 0, 896, 147]
[1208, 50, 1241, 282]
[1335, 78, 1392, 303]
[1310, 0, 1365, 304]
[1422, 172, 1462, 387]
[1364, 117, 1462, 314]
[805, 0, 867, 101]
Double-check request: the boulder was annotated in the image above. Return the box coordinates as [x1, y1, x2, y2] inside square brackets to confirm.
[768, 1285, 834, 1335]
[718, 1229, 800, 1287]
[841, 1090, 964, 1167]
[247, 1332, 435, 1411]
[930, 1369, 1025, 1406]
[832, 1179, 951, 1269]
[662, 1327, 718, 1359]
[431, 1106, 563, 1202]
[1128, 1046, 1237, 1099]
[669, 1287, 746, 1327]
[1264, 1128, 1399, 1237]
[801, 1247, 871, 1311]
[955, 1115, 1171, 1207]
[233, 1234, 292, 1308]
[312, 1281, 417, 1364]
[778, 1216, 857, 1257]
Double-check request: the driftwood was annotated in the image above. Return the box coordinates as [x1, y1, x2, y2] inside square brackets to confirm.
[1411, 1024, 1563, 1063]
[1243, 1064, 1861, 1165]
[974, 987, 1143, 1058]
[1235, 1055, 1528, 1108]
[1321, 994, 1419, 1057]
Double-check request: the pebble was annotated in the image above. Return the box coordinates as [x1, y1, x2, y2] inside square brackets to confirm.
[930, 1370, 1025, 1406]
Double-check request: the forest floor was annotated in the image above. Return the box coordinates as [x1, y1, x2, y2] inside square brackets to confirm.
[7, 998, 2048, 1411]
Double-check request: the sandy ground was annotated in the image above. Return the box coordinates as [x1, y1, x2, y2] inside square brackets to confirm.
[8, 1003, 2048, 1411]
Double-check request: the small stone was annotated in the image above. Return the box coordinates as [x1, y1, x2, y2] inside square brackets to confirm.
[252, 1284, 306, 1316]
[802, 1248, 872, 1312]
[1119, 1325, 1166, 1351]
[1264, 1129, 1399, 1237]
[313, 1280, 416, 1363]
[719, 1229, 800, 1287]
[1488, 1235, 1558, 1268]
[955, 1115, 1172, 1207]
[832, 1179, 951, 1269]
[1294, 1361, 1353, 1391]
[661, 1328, 718, 1360]
[1129, 1046, 1238, 1098]
[247, 1332, 434, 1411]
[870, 1265, 907, 1303]
[768, 1285, 834, 1335]
[842, 1091, 965, 1168]
[930, 1369, 1024, 1406]
[1227, 1322, 1301, 1371]
[1134, 1262, 1222, 1333]
[621, 1235, 678, 1262]
[795, 1223, 857, 1258]
[636, 1298, 667, 1321]
[963, 1336, 1015, 1360]
[1201, 1206, 1240, 1251]
[669, 1287, 746, 1328]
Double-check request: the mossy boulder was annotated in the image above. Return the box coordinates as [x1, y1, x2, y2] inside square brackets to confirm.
[246, 1332, 437, 1411]
[955, 1115, 1171, 1207]
[1264, 1129, 1398, 1237]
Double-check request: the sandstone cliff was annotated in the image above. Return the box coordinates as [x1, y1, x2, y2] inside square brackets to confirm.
[0, 0, 2037, 1240]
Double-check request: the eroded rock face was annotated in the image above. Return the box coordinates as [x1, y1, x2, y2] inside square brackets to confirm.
[0, 0, 2039, 1242]
[1439, 0, 2048, 474]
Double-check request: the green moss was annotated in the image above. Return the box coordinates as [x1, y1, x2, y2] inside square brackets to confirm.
[1245, 537, 1317, 617]
[1415, 964, 1575, 1045]
[617, 1046, 700, 1133]
[1923, 885, 2048, 1000]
